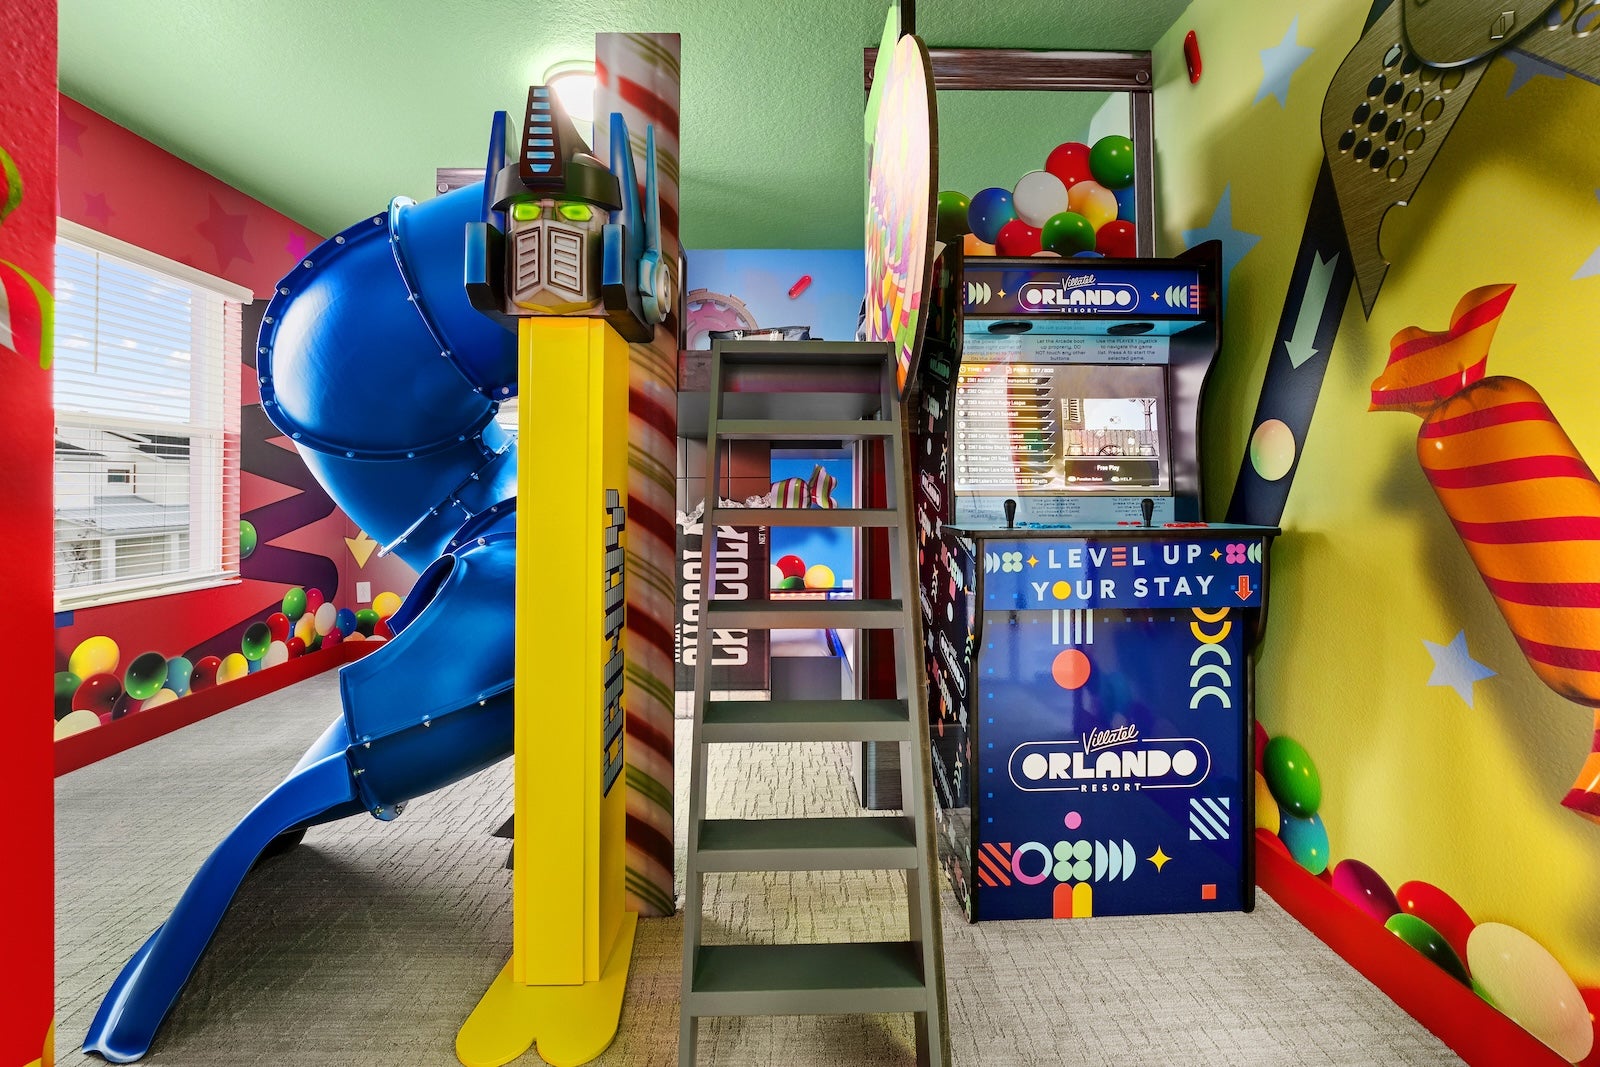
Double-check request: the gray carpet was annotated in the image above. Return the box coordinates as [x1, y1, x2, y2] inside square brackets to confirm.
[56, 672, 1463, 1066]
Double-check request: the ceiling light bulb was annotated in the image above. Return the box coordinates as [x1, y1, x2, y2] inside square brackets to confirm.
[546, 64, 597, 124]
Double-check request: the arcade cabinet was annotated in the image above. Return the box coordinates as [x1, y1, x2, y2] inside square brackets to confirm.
[912, 246, 1279, 921]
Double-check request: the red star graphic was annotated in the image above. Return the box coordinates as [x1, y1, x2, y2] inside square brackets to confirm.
[82, 192, 113, 229]
[196, 194, 253, 274]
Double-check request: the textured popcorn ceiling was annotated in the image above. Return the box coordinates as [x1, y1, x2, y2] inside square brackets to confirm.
[57, 0, 1191, 247]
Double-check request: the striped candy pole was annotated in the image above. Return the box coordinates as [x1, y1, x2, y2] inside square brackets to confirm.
[595, 32, 681, 917]
[1371, 284, 1600, 821]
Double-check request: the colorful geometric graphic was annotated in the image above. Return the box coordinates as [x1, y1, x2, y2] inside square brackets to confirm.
[1189, 797, 1232, 841]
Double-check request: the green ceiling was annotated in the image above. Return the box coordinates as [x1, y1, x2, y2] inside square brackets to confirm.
[58, 0, 1192, 248]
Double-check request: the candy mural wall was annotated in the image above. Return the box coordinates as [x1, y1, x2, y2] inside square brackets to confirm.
[52, 97, 417, 755]
[1150, 0, 1600, 1055]
[1, 2, 58, 1060]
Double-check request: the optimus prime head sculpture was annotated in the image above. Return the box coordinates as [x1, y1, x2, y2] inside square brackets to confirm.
[467, 86, 670, 344]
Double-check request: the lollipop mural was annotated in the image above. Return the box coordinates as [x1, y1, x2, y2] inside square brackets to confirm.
[1369, 285, 1600, 822]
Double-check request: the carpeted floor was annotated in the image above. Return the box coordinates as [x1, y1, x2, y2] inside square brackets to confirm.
[56, 671, 1463, 1066]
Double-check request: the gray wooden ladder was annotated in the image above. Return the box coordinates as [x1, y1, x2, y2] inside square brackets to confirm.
[679, 339, 950, 1066]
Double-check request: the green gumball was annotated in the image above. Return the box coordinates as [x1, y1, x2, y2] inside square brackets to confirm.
[1041, 211, 1095, 256]
[55, 671, 81, 720]
[1384, 913, 1470, 986]
[936, 190, 972, 242]
[283, 586, 307, 621]
[123, 651, 169, 701]
[355, 608, 380, 637]
[1263, 735, 1322, 818]
[239, 519, 257, 559]
[1089, 134, 1136, 190]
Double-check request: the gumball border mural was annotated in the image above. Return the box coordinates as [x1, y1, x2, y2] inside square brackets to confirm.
[53, 586, 402, 742]
[1257, 726, 1595, 1064]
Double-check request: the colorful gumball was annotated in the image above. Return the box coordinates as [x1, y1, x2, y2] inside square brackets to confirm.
[355, 608, 380, 637]
[1277, 810, 1330, 874]
[776, 554, 806, 580]
[1072, 251, 1103, 258]
[240, 621, 272, 661]
[55, 708, 100, 738]
[143, 688, 179, 709]
[282, 587, 307, 620]
[372, 590, 402, 619]
[286, 636, 307, 658]
[962, 233, 996, 257]
[247, 656, 262, 674]
[294, 612, 317, 647]
[1263, 735, 1321, 817]
[1254, 771, 1279, 832]
[122, 651, 169, 701]
[312, 601, 337, 637]
[995, 219, 1043, 257]
[374, 620, 394, 640]
[165, 656, 193, 697]
[239, 519, 257, 559]
[1254, 720, 1267, 772]
[335, 608, 358, 637]
[217, 652, 249, 684]
[1467, 923, 1593, 1062]
[68, 635, 119, 680]
[1331, 859, 1401, 922]
[936, 190, 972, 242]
[323, 628, 345, 649]
[1089, 134, 1136, 189]
[1067, 179, 1118, 232]
[1011, 170, 1070, 228]
[266, 612, 291, 642]
[1095, 219, 1138, 259]
[1041, 212, 1095, 256]
[1385, 913, 1471, 986]
[260, 640, 288, 668]
[804, 564, 836, 590]
[54, 672, 81, 720]
[305, 587, 326, 616]
[190, 655, 222, 692]
[778, 575, 806, 591]
[73, 673, 123, 717]
[1396, 880, 1476, 964]
[1044, 141, 1092, 188]
[110, 691, 143, 720]
[1113, 184, 1136, 224]
[1576, 988, 1600, 1067]
[967, 187, 1016, 246]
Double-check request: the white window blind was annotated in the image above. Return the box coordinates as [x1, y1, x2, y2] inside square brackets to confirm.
[52, 221, 248, 610]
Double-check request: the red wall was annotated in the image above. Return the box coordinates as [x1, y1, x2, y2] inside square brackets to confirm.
[53, 98, 417, 762]
[0, 3, 57, 1059]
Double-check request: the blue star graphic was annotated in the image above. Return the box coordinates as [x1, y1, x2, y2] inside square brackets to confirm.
[1255, 17, 1315, 107]
[1182, 185, 1262, 285]
[1576, 190, 1600, 281]
[1423, 631, 1496, 707]
[1502, 50, 1567, 96]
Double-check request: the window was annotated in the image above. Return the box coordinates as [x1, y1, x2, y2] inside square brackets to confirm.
[52, 220, 250, 609]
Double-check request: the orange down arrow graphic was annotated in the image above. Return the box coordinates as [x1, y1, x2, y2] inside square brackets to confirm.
[1235, 575, 1252, 600]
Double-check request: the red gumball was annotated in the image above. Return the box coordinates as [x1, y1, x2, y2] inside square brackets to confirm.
[73, 673, 123, 717]
[286, 636, 307, 658]
[1576, 988, 1600, 1067]
[266, 611, 291, 642]
[374, 620, 394, 640]
[110, 691, 144, 720]
[1095, 219, 1137, 259]
[323, 628, 344, 649]
[776, 554, 806, 580]
[1395, 880, 1476, 966]
[1045, 141, 1093, 189]
[305, 588, 326, 616]
[1254, 720, 1268, 773]
[996, 219, 1043, 257]
[190, 655, 223, 692]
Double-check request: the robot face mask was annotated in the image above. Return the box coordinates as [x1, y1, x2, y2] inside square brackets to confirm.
[506, 198, 608, 315]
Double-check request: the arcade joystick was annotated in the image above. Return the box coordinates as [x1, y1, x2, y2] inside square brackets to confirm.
[1003, 499, 1017, 530]
[1141, 498, 1154, 528]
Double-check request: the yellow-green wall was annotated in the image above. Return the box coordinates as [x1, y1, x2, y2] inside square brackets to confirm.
[1152, 0, 1600, 982]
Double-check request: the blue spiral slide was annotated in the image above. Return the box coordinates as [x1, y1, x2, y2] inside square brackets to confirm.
[83, 183, 521, 1061]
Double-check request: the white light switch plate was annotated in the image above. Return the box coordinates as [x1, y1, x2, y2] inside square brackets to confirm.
[356, 581, 371, 603]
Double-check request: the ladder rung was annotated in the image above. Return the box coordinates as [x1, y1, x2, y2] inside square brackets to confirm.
[685, 942, 928, 1018]
[707, 507, 900, 528]
[702, 699, 910, 743]
[713, 419, 897, 440]
[696, 816, 918, 872]
[704, 598, 904, 629]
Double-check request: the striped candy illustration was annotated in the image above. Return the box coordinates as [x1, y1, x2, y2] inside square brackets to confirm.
[596, 33, 682, 917]
[1371, 284, 1600, 822]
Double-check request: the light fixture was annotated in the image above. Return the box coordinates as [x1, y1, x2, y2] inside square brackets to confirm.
[544, 60, 597, 126]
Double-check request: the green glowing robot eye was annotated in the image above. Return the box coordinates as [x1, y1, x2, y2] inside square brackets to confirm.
[557, 203, 593, 222]
[511, 201, 539, 222]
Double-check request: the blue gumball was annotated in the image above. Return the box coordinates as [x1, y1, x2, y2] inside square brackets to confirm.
[165, 656, 194, 698]
[1113, 184, 1136, 224]
[1072, 250, 1104, 259]
[1278, 810, 1331, 875]
[335, 608, 358, 637]
[968, 187, 1016, 246]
